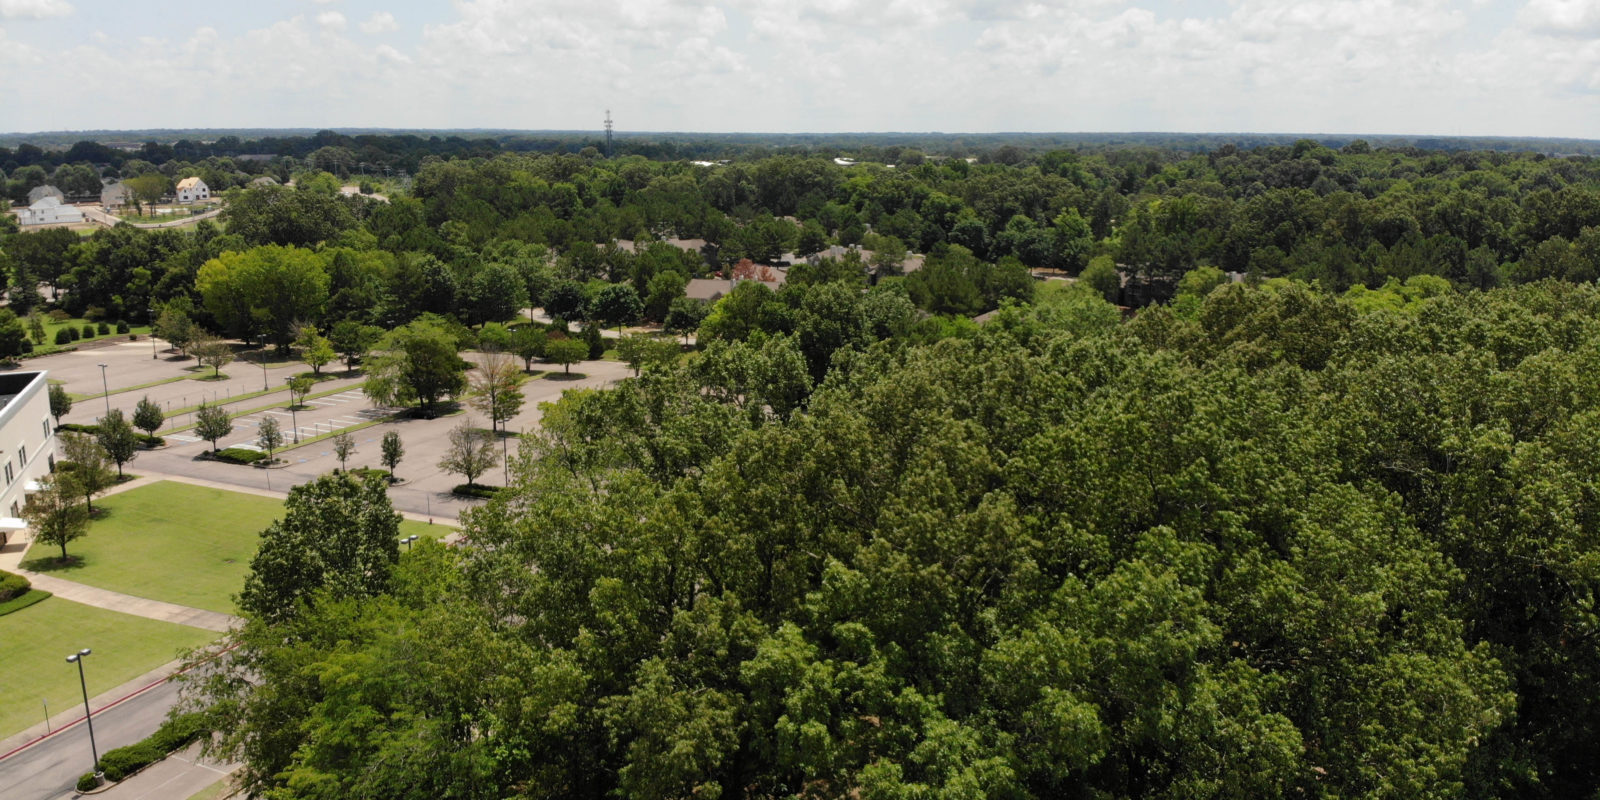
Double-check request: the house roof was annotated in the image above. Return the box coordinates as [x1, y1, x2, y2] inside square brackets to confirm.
[685, 279, 730, 302]
[27, 185, 64, 204]
[29, 196, 63, 210]
[176, 176, 206, 190]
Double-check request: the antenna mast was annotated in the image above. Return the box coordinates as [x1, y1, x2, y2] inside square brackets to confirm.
[604, 110, 614, 158]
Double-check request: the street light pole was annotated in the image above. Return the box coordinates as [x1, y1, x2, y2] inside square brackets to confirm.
[259, 353, 269, 392]
[402, 534, 419, 551]
[290, 403, 299, 444]
[66, 648, 100, 778]
[97, 364, 110, 419]
[149, 304, 158, 359]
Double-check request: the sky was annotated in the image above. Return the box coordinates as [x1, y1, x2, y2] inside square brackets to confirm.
[0, 0, 1596, 138]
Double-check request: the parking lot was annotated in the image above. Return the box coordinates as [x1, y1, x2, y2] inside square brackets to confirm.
[35, 335, 633, 523]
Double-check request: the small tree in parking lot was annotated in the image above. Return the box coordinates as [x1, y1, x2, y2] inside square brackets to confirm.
[380, 431, 403, 481]
[257, 417, 284, 463]
[96, 409, 138, 477]
[133, 396, 165, 440]
[195, 402, 232, 452]
[438, 420, 496, 488]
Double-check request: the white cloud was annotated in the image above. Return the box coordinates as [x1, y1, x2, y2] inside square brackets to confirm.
[0, 1, 1596, 137]
[0, 0, 71, 19]
[1519, 0, 1600, 36]
[360, 11, 398, 34]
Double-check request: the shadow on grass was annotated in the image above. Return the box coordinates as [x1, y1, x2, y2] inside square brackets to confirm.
[543, 372, 587, 381]
[194, 373, 229, 382]
[20, 554, 86, 573]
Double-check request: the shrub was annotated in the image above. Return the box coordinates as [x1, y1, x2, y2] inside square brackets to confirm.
[453, 483, 503, 499]
[116, 321, 130, 334]
[99, 741, 163, 781]
[214, 447, 268, 465]
[351, 467, 393, 483]
[150, 712, 207, 752]
[0, 569, 30, 602]
[58, 423, 161, 448]
[96, 322, 111, 335]
[81, 324, 96, 339]
[47, 309, 71, 322]
[66, 327, 81, 342]
[53, 328, 72, 345]
[84, 306, 106, 321]
[77, 773, 100, 792]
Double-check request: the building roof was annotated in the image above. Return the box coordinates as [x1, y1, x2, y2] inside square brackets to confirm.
[176, 176, 206, 190]
[27, 185, 64, 204]
[101, 182, 129, 200]
[249, 176, 279, 186]
[685, 279, 730, 302]
[28, 196, 63, 210]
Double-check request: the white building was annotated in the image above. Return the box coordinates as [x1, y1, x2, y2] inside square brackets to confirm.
[0, 372, 58, 546]
[16, 196, 85, 226]
[175, 176, 210, 204]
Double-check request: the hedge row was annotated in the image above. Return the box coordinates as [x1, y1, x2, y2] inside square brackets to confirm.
[78, 712, 207, 787]
[0, 569, 29, 602]
[213, 447, 268, 465]
[452, 483, 503, 499]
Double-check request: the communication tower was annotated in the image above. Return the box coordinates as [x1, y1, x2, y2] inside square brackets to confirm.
[604, 110, 614, 158]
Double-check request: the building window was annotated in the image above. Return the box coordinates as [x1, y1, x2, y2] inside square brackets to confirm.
[42, 418, 50, 437]
[18, 445, 26, 467]
[4, 463, 12, 484]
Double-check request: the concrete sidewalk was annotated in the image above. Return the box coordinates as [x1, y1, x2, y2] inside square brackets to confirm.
[92, 741, 239, 800]
[12, 573, 237, 632]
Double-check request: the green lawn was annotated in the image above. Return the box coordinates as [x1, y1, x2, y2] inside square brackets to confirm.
[20, 481, 448, 614]
[0, 597, 217, 740]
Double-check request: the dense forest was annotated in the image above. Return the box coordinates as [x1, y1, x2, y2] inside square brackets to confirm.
[4, 136, 1600, 797]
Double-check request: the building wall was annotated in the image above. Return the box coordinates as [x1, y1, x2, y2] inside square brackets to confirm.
[0, 372, 57, 520]
[18, 206, 85, 225]
[176, 182, 210, 204]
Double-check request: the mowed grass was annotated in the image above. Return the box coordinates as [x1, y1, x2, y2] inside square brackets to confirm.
[21, 481, 448, 614]
[0, 597, 217, 739]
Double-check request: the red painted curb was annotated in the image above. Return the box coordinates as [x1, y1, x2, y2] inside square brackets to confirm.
[0, 644, 235, 763]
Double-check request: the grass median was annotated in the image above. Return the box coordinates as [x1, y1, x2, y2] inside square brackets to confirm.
[19, 481, 446, 614]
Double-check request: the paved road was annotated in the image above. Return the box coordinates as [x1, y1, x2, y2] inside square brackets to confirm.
[0, 678, 184, 800]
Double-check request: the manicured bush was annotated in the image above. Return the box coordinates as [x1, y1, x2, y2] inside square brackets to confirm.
[47, 309, 71, 322]
[58, 423, 162, 447]
[452, 483, 503, 499]
[53, 328, 72, 345]
[97, 322, 111, 335]
[0, 569, 31, 602]
[81, 324, 95, 339]
[214, 447, 268, 465]
[90, 712, 207, 783]
[77, 772, 100, 792]
[150, 712, 207, 752]
[351, 467, 393, 483]
[116, 321, 130, 334]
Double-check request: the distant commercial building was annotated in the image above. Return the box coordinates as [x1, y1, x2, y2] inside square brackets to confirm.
[175, 176, 210, 204]
[16, 196, 84, 226]
[0, 371, 58, 546]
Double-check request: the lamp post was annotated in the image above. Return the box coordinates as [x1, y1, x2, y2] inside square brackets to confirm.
[289, 403, 300, 445]
[402, 534, 419, 551]
[149, 304, 158, 359]
[65, 648, 100, 779]
[97, 364, 110, 419]
[259, 353, 269, 392]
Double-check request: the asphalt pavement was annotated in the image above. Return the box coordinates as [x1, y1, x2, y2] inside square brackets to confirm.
[0, 677, 185, 800]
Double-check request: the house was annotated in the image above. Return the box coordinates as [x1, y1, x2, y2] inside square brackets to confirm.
[0, 371, 59, 547]
[101, 181, 130, 209]
[26, 185, 64, 205]
[249, 176, 279, 187]
[16, 196, 84, 226]
[175, 176, 210, 204]
[685, 278, 732, 302]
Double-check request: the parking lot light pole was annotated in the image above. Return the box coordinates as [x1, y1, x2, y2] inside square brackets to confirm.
[66, 648, 100, 778]
[259, 354, 269, 392]
[97, 364, 110, 418]
[402, 534, 419, 551]
[149, 304, 158, 359]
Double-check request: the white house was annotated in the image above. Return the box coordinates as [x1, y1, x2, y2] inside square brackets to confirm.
[0, 371, 58, 547]
[27, 185, 64, 205]
[175, 176, 210, 204]
[16, 196, 84, 226]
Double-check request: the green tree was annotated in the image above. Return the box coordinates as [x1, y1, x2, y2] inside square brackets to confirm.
[332, 431, 355, 472]
[438, 420, 497, 488]
[664, 297, 709, 344]
[287, 375, 315, 409]
[589, 283, 644, 332]
[1079, 255, 1120, 303]
[0, 309, 28, 359]
[96, 409, 138, 477]
[380, 431, 403, 480]
[194, 402, 233, 452]
[48, 382, 72, 425]
[256, 416, 284, 463]
[295, 325, 336, 375]
[191, 333, 234, 378]
[132, 396, 164, 440]
[361, 316, 468, 416]
[509, 326, 547, 371]
[26, 312, 45, 345]
[59, 431, 113, 513]
[154, 306, 197, 356]
[22, 474, 88, 561]
[466, 352, 525, 434]
[544, 338, 588, 374]
[238, 472, 402, 624]
[196, 245, 331, 349]
[329, 320, 381, 371]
